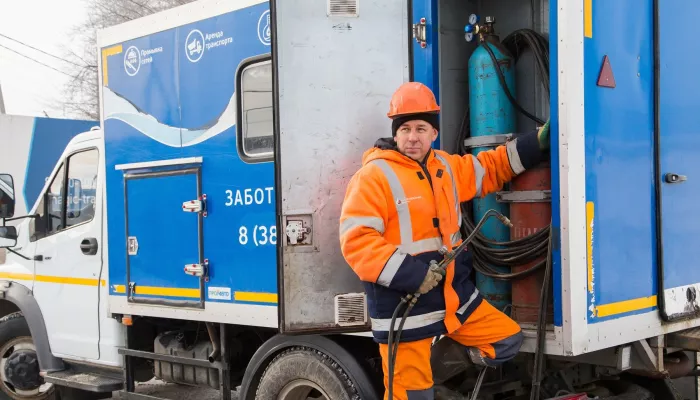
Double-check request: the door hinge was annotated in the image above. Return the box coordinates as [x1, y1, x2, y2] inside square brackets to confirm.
[184, 259, 209, 279]
[128, 282, 136, 300]
[413, 17, 427, 48]
[182, 194, 208, 217]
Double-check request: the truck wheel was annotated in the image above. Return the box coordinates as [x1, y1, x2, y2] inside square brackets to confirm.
[255, 346, 360, 400]
[0, 312, 54, 399]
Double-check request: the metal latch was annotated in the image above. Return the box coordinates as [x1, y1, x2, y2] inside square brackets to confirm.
[182, 194, 208, 217]
[127, 236, 139, 256]
[184, 259, 209, 277]
[665, 173, 687, 184]
[412, 17, 427, 48]
[285, 221, 311, 245]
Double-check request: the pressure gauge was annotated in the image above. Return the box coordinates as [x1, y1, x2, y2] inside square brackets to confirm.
[468, 14, 479, 25]
[465, 32, 474, 42]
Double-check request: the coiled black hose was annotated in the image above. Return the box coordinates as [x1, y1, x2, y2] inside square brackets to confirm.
[462, 205, 550, 281]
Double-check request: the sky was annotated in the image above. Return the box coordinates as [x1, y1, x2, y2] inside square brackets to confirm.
[0, 0, 88, 119]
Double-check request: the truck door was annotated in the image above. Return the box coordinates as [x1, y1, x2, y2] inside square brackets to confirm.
[656, 0, 700, 321]
[123, 166, 204, 308]
[272, 0, 413, 333]
[32, 146, 102, 360]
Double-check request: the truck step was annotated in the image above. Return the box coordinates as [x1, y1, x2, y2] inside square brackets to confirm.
[666, 326, 700, 351]
[43, 369, 124, 393]
[118, 392, 168, 400]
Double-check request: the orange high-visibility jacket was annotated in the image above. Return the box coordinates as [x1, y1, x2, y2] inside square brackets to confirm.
[339, 132, 543, 343]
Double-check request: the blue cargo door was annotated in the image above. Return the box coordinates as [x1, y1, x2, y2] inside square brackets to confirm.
[125, 168, 204, 308]
[657, 0, 700, 321]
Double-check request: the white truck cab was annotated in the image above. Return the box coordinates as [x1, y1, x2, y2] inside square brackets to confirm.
[0, 129, 126, 398]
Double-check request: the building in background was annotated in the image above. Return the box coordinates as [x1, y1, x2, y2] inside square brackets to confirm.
[0, 114, 96, 263]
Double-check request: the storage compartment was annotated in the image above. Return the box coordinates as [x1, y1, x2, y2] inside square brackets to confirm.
[438, 0, 550, 154]
[273, 0, 555, 333]
[436, 0, 553, 326]
[153, 331, 219, 389]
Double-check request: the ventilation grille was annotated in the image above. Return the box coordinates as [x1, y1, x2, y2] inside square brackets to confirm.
[328, 0, 359, 17]
[334, 293, 367, 327]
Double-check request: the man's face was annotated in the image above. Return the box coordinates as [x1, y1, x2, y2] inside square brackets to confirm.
[394, 119, 438, 161]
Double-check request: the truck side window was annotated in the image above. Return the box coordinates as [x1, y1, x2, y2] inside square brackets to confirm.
[65, 149, 98, 228]
[239, 59, 273, 158]
[31, 163, 65, 241]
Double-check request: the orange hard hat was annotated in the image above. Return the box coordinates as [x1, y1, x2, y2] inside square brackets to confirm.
[387, 82, 440, 118]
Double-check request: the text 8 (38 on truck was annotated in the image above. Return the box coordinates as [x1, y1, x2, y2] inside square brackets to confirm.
[1, 0, 700, 399]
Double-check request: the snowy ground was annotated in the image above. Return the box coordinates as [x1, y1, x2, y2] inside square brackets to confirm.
[109, 378, 239, 399]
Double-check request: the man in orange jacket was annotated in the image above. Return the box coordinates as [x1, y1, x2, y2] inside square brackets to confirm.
[339, 82, 549, 399]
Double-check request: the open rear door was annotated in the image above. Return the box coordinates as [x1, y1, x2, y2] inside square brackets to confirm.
[272, 0, 411, 333]
[656, 0, 700, 322]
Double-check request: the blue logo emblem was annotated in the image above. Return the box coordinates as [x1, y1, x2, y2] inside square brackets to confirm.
[258, 10, 271, 46]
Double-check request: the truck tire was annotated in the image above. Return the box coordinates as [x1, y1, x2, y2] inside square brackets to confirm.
[0, 312, 55, 399]
[254, 346, 360, 400]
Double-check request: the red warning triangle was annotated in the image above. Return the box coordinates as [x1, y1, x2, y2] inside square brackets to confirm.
[597, 55, 616, 88]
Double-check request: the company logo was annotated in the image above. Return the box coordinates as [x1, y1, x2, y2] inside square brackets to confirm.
[396, 196, 422, 206]
[124, 46, 141, 76]
[185, 29, 233, 63]
[185, 29, 205, 63]
[207, 286, 232, 300]
[258, 10, 271, 46]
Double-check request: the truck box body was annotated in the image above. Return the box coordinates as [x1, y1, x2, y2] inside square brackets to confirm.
[99, 1, 278, 327]
[88, 0, 700, 359]
[0, 0, 699, 398]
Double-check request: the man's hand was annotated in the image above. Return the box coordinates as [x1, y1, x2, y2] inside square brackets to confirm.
[537, 119, 550, 150]
[417, 264, 443, 294]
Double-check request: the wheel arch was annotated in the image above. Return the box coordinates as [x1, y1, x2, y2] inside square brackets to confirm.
[0, 281, 64, 373]
[0, 299, 21, 320]
[239, 334, 380, 400]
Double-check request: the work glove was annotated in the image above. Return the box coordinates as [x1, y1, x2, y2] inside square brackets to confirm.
[417, 263, 443, 294]
[537, 119, 550, 150]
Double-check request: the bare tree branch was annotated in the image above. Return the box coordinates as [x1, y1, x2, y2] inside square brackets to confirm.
[57, 0, 196, 119]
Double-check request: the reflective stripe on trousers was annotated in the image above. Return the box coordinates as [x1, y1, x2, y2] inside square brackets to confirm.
[370, 289, 479, 331]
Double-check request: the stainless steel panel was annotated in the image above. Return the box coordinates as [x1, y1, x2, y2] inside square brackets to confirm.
[274, 0, 410, 332]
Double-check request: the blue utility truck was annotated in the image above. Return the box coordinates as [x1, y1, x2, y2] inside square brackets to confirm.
[0, 0, 698, 399]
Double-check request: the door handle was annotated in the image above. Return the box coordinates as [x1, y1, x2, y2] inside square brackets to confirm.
[80, 238, 98, 255]
[665, 173, 687, 184]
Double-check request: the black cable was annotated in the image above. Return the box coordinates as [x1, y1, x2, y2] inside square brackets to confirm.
[502, 29, 550, 96]
[461, 203, 549, 281]
[530, 219, 553, 400]
[0, 43, 73, 77]
[457, 28, 551, 284]
[457, 28, 550, 158]
[480, 42, 545, 126]
[455, 28, 554, 398]
[0, 32, 84, 68]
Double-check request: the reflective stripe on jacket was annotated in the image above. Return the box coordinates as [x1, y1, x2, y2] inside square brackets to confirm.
[339, 132, 543, 343]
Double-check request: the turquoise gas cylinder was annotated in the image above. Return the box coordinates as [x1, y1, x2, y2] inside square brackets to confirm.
[464, 15, 516, 312]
